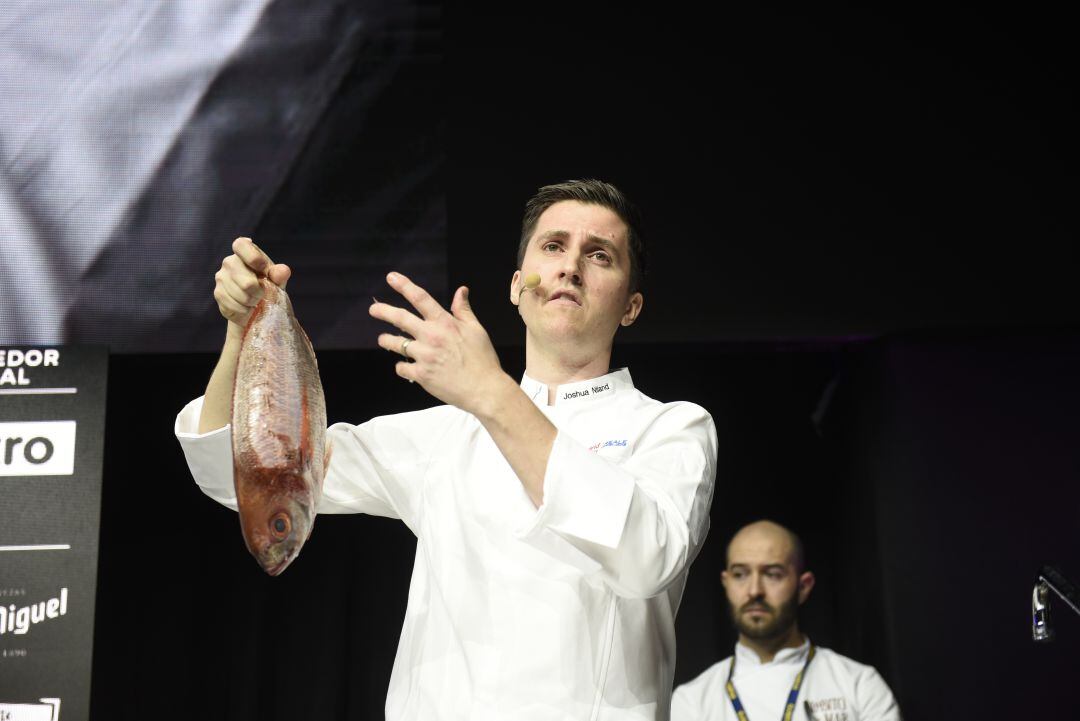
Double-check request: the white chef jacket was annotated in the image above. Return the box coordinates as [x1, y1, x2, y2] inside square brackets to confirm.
[671, 640, 902, 721]
[175, 368, 717, 720]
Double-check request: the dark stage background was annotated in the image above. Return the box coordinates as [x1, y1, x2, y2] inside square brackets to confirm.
[91, 336, 1080, 720]
[4, 3, 1068, 720]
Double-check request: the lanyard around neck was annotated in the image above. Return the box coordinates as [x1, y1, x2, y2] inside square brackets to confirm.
[725, 644, 815, 721]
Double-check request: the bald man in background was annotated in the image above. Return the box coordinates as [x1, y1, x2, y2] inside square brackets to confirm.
[672, 521, 901, 721]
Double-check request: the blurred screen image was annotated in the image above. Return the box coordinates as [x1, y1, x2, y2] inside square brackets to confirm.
[0, 0, 446, 353]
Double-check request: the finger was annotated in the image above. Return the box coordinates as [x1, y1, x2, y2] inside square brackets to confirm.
[214, 284, 253, 323]
[386, 272, 446, 321]
[267, 263, 291, 290]
[450, 286, 475, 321]
[219, 270, 262, 309]
[377, 333, 425, 361]
[394, 361, 418, 384]
[232, 236, 275, 277]
[220, 252, 263, 295]
[369, 301, 424, 338]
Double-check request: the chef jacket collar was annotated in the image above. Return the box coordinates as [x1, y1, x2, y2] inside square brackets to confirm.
[520, 368, 634, 406]
[734, 637, 812, 668]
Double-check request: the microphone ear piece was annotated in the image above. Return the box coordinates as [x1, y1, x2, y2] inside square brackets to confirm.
[518, 273, 541, 301]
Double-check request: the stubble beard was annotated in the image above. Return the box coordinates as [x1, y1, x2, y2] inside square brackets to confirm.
[733, 595, 799, 641]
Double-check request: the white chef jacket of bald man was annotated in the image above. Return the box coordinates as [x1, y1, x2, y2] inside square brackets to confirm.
[671, 640, 902, 721]
[175, 368, 717, 721]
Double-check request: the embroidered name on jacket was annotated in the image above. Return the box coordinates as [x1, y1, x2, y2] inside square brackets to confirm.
[589, 439, 628, 452]
[561, 382, 612, 402]
[805, 697, 850, 721]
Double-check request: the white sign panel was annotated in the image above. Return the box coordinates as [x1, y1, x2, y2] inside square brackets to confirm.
[0, 423, 76, 477]
[0, 698, 61, 721]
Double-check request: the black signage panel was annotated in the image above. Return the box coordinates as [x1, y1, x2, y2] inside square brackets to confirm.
[0, 346, 108, 721]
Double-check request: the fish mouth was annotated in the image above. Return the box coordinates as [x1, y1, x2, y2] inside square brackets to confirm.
[255, 534, 302, 576]
[259, 545, 298, 576]
[264, 557, 291, 576]
[236, 494, 314, 576]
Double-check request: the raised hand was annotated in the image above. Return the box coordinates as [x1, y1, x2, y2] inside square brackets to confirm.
[213, 237, 293, 332]
[369, 272, 510, 416]
[199, 237, 292, 433]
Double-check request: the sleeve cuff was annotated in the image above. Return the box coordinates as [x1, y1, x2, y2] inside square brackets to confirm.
[174, 396, 237, 509]
[516, 430, 635, 549]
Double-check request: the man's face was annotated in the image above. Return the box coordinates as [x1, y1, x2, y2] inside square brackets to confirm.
[511, 200, 643, 349]
[721, 529, 811, 641]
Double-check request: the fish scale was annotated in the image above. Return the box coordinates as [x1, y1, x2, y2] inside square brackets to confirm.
[231, 278, 328, 575]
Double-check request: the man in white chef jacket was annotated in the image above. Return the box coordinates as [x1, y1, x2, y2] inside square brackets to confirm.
[671, 520, 902, 721]
[175, 179, 717, 720]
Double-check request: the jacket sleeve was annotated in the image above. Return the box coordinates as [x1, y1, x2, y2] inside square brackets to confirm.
[855, 666, 903, 721]
[670, 662, 727, 721]
[515, 401, 717, 598]
[175, 396, 458, 535]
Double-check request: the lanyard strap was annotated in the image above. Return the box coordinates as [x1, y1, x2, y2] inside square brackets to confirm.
[725, 644, 815, 721]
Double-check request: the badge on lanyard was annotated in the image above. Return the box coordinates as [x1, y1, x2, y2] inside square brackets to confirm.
[725, 645, 816, 721]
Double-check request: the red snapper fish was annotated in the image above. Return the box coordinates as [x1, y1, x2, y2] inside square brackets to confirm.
[232, 278, 330, 575]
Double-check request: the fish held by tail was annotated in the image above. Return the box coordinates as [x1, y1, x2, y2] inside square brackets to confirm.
[231, 278, 330, 575]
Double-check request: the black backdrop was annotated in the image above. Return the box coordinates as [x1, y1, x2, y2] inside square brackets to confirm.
[444, 6, 1075, 346]
[89, 335, 1080, 719]
[84, 5, 1078, 720]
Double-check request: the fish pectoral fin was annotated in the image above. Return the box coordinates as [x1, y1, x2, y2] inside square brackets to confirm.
[323, 438, 334, 475]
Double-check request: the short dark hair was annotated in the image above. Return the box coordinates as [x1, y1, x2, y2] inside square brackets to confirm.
[517, 179, 647, 293]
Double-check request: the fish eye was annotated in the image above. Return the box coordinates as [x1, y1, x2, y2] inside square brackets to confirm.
[269, 512, 291, 540]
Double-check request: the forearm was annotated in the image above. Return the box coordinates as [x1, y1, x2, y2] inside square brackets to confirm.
[517, 404, 717, 598]
[198, 323, 245, 433]
[473, 373, 557, 507]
